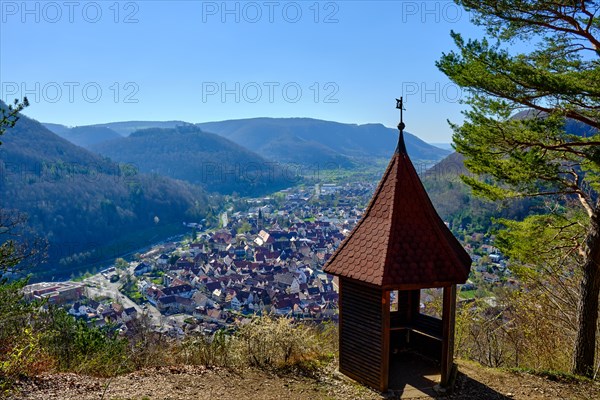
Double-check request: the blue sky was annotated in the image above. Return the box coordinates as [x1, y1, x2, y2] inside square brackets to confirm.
[1, 1, 483, 142]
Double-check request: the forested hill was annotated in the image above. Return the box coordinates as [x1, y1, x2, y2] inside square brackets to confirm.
[59, 117, 450, 168]
[86, 120, 186, 136]
[422, 152, 540, 232]
[421, 108, 596, 232]
[512, 110, 598, 137]
[196, 117, 450, 165]
[0, 105, 210, 280]
[91, 125, 293, 196]
[43, 123, 122, 148]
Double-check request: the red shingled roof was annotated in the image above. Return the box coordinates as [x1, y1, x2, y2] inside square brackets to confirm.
[323, 133, 471, 288]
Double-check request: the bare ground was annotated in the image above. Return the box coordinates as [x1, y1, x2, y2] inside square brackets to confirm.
[7, 360, 600, 400]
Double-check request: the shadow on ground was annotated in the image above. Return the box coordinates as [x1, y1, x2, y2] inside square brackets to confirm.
[386, 352, 513, 399]
[448, 371, 514, 399]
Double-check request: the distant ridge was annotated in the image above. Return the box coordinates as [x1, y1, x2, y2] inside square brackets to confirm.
[43, 123, 122, 148]
[42, 123, 71, 136]
[60, 117, 450, 168]
[196, 117, 450, 165]
[511, 109, 598, 137]
[430, 142, 453, 151]
[91, 125, 292, 196]
[86, 120, 187, 136]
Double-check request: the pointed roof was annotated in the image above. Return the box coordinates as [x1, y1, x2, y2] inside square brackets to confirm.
[323, 106, 471, 289]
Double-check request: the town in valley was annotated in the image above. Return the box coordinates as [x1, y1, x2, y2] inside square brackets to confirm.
[24, 180, 511, 338]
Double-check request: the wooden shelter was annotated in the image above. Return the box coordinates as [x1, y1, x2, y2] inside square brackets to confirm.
[323, 98, 471, 392]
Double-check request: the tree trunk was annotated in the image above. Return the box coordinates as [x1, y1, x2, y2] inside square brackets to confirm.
[573, 206, 600, 377]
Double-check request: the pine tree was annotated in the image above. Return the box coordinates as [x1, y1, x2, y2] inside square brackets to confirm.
[437, 1, 600, 376]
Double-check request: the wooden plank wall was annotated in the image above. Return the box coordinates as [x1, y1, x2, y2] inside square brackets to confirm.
[414, 313, 444, 337]
[339, 277, 385, 390]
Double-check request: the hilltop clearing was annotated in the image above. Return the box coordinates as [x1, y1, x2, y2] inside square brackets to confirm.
[10, 360, 600, 400]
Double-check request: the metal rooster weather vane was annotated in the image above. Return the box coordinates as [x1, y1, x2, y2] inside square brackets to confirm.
[396, 97, 406, 132]
[395, 97, 407, 153]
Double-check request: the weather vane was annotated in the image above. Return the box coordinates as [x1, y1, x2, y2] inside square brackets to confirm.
[395, 97, 407, 154]
[396, 97, 405, 132]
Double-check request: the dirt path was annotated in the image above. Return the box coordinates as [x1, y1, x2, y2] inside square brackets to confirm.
[450, 360, 600, 400]
[8, 366, 380, 400]
[8, 361, 600, 400]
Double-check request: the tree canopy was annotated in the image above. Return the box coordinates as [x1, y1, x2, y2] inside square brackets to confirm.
[437, 0, 600, 377]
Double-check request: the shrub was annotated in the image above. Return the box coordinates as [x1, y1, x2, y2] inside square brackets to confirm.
[40, 307, 130, 376]
[174, 315, 337, 374]
[176, 329, 234, 367]
[126, 313, 175, 369]
[0, 327, 52, 393]
[0, 278, 47, 392]
[233, 315, 330, 372]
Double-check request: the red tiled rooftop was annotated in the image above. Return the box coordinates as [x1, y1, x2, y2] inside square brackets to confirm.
[323, 133, 471, 288]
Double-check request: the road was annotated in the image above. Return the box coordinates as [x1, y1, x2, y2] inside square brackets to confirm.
[83, 269, 164, 328]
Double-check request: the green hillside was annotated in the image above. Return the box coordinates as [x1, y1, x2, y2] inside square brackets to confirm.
[422, 152, 541, 233]
[43, 123, 122, 148]
[0, 106, 210, 280]
[91, 125, 293, 196]
[197, 117, 450, 165]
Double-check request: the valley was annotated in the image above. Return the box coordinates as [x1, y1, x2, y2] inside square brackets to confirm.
[1, 104, 450, 280]
[23, 170, 515, 341]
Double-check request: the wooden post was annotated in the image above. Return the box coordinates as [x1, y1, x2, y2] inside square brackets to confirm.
[338, 278, 344, 374]
[441, 285, 457, 387]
